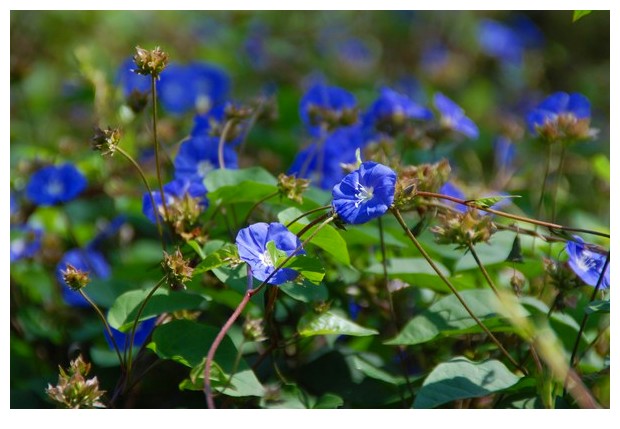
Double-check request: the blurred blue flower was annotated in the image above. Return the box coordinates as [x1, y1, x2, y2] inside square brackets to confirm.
[300, 83, 357, 136]
[142, 179, 208, 224]
[421, 42, 450, 73]
[56, 248, 111, 307]
[104, 317, 157, 352]
[190, 104, 227, 137]
[26, 163, 87, 206]
[117, 57, 151, 96]
[478, 19, 524, 64]
[174, 136, 238, 182]
[235, 222, 305, 285]
[434, 93, 479, 139]
[526, 92, 591, 134]
[157, 62, 230, 116]
[86, 216, 126, 250]
[336, 38, 376, 71]
[364, 87, 433, 136]
[494, 136, 516, 173]
[10, 191, 19, 216]
[332, 161, 397, 225]
[288, 126, 362, 190]
[566, 237, 610, 289]
[10, 225, 43, 262]
[439, 181, 467, 214]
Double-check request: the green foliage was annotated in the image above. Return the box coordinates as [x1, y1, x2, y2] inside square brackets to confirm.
[413, 357, 521, 408]
[573, 10, 592, 22]
[298, 311, 379, 337]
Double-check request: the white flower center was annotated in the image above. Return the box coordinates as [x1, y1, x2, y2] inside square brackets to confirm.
[354, 182, 374, 208]
[46, 179, 65, 197]
[197, 160, 215, 177]
[11, 239, 25, 255]
[575, 253, 597, 272]
[259, 249, 275, 267]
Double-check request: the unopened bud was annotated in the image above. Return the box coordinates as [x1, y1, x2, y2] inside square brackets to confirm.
[133, 46, 169, 78]
[162, 249, 194, 290]
[91, 126, 121, 156]
[61, 264, 90, 291]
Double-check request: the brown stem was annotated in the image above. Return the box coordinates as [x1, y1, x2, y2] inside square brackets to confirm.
[415, 191, 610, 239]
[151, 76, 170, 222]
[243, 191, 279, 225]
[391, 208, 526, 374]
[217, 120, 234, 170]
[285, 205, 332, 228]
[467, 242, 500, 296]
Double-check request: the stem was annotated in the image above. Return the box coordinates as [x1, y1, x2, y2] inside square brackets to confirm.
[116, 146, 165, 249]
[568, 252, 610, 371]
[79, 289, 125, 371]
[550, 144, 567, 223]
[204, 215, 336, 408]
[125, 277, 166, 380]
[415, 191, 610, 239]
[217, 120, 234, 170]
[296, 212, 331, 238]
[391, 208, 526, 374]
[218, 338, 246, 397]
[285, 205, 332, 228]
[151, 76, 170, 222]
[467, 242, 500, 296]
[243, 191, 279, 224]
[535, 143, 553, 222]
[238, 100, 264, 158]
[378, 217, 415, 405]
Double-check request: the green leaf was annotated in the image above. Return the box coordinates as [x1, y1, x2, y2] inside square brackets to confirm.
[298, 311, 378, 337]
[592, 154, 610, 182]
[454, 231, 516, 271]
[282, 255, 325, 285]
[267, 240, 288, 266]
[279, 280, 328, 302]
[187, 240, 206, 260]
[107, 288, 208, 331]
[313, 393, 344, 409]
[193, 243, 238, 275]
[585, 299, 609, 315]
[204, 167, 278, 205]
[347, 355, 409, 386]
[151, 320, 263, 397]
[469, 195, 520, 209]
[278, 207, 350, 264]
[386, 289, 527, 346]
[573, 10, 591, 22]
[413, 356, 521, 408]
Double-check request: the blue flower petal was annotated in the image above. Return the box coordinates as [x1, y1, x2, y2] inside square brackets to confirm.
[300, 84, 357, 137]
[26, 164, 87, 206]
[566, 236, 610, 288]
[174, 136, 237, 182]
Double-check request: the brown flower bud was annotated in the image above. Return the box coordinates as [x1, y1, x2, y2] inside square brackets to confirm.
[61, 263, 90, 291]
[91, 126, 121, 156]
[133, 46, 169, 78]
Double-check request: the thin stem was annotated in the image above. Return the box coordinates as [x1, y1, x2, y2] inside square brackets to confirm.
[285, 205, 332, 228]
[391, 208, 526, 374]
[125, 277, 166, 380]
[550, 144, 567, 223]
[204, 215, 336, 408]
[467, 242, 500, 296]
[568, 252, 610, 370]
[79, 289, 125, 371]
[535, 143, 553, 222]
[378, 217, 415, 405]
[151, 76, 170, 222]
[217, 120, 234, 170]
[415, 191, 610, 239]
[296, 212, 331, 238]
[116, 146, 164, 249]
[243, 191, 279, 224]
[574, 326, 609, 367]
[238, 100, 264, 158]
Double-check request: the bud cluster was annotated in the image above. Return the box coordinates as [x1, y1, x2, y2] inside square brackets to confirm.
[431, 209, 496, 249]
[133, 46, 169, 78]
[535, 114, 596, 142]
[61, 263, 90, 291]
[307, 104, 358, 133]
[91, 126, 121, 156]
[277, 173, 310, 204]
[394, 159, 451, 210]
[162, 249, 194, 290]
[45, 355, 105, 409]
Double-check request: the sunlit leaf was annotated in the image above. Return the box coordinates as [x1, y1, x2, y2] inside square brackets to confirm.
[298, 311, 378, 337]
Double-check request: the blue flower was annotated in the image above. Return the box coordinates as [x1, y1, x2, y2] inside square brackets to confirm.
[300, 83, 357, 136]
[104, 317, 157, 352]
[87, 216, 126, 250]
[142, 179, 208, 224]
[117, 57, 151, 96]
[157, 62, 230, 116]
[494, 136, 516, 173]
[174, 136, 237, 182]
[526, 92, 591, 134]
[364, 87, 433, 136]
[10, 190, 19, 215]
[336, 38, 377, 71]
[26, 163, 87, 206]
[332, 161, 397, 225]
[478, 19, 524, 64]
[434, 93, 479, 140]
[56, 248, 111, 307]
[190, 104, 227, 137]
[566, 237, 610, 289]
[288, 126, 362, 190]
[439, 181, 467, 213]
[10, 225, 43, 262]
[235, 222, 305, 285]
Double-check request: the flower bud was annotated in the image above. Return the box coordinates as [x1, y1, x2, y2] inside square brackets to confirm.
[277, 173, 309, 204]
[431, 209, 496, 249]
[61, 263, 90, 291]
[91, 126, 121, 156]
[162, 249, 194, 290]
[45, 355, 105, 409]
[133, 46, 169, 78]
[242, 317, 267, 342]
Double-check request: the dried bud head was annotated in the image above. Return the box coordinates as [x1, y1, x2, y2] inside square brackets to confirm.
[61, 263, 90, 291]
[133, 46, 169, 78]
[431, 209, 496, 249]
[277, 173, 310, 204]
[162, 249, 194, 290]
[91, 126, 121, 156]
[45, 355, 105, 409]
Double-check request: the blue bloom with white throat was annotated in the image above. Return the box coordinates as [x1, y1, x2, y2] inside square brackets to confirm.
[566, 236, 610, 289]
[332, 161, 397, 225]
[235, 222, 305, 285]
[434, 93, 479, 140]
